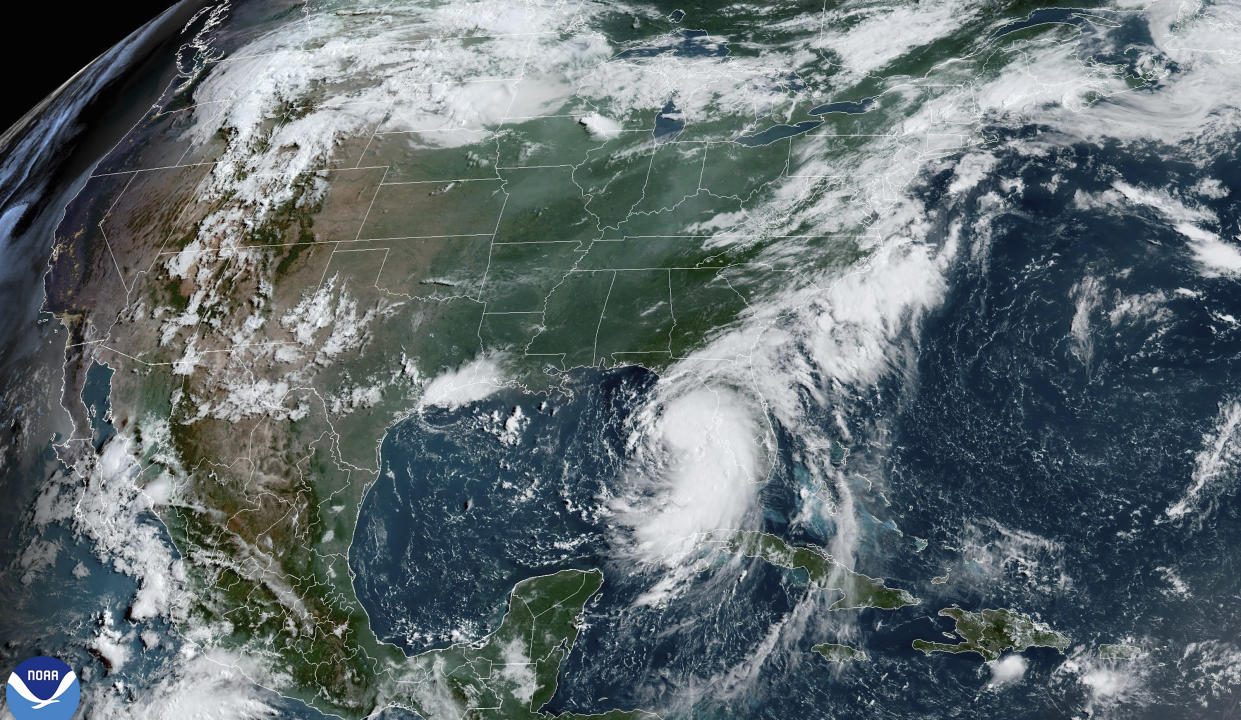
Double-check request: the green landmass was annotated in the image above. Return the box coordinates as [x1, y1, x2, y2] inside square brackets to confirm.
[38, 1, 1154, 716]
[725, 531, 918, 611]
[912, 606, 1071, 662]
[811, 643, 868, 663]
[386, 569, 657, 720]
[1098, 643, 1144, 661]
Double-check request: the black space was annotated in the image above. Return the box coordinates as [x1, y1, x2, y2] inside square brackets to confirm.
[0, 1, 182, 133]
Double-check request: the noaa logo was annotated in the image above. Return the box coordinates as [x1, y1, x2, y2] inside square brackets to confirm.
[5, 657, 79, 720]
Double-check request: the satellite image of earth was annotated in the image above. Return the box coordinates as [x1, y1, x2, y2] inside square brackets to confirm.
[2, 0, 1241, 717]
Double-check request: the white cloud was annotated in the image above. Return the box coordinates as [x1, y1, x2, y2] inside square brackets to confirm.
[64, 435, 189, 626]
[987, 654, 1028, 687]
[1056, 645, 1154, 714]
[208, 378, 296, 423]
[1183, 640, 1241, 700]
[172, 336, 203, 376]
[494, 639, 537, 705]
[1081, 666, 1133, 700]
[579, 111, 622, 139]
[1072, 181, 1241, 279]
[59, 0, 1241, 712]
[1070, 275, 1102, 369]
[1165, 401, 1241, 524]
[1156, 565, 1191, 598]
[611, 384, 769, 571]
[419, 355, 507, 409]
[279, 276, 376, 366]
[1108, 291, 1169, 327]
[17, 538, 60, 585]
[84, 648, 283, 720]
[815, 0, 980, 82]
[1181, 225, 1241, 278]
[88, 610, 132, 674]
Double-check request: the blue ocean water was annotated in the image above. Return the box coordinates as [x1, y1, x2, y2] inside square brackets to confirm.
[82, 362, 115, 450]
[1, 346, 335, 719]
[351, 369, 659, 648]
[353, 126, 1241, 718]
